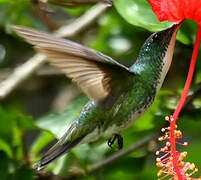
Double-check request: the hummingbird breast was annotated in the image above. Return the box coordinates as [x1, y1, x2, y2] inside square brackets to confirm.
[101, 81, 156, 137]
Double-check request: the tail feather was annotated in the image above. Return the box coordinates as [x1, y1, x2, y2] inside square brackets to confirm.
[37, 135, 85, 170]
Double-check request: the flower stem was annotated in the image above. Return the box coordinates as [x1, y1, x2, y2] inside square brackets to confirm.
[170, 25, 201, 180]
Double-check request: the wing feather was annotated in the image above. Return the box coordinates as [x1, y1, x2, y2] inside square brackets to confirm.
[13, 25, 133, 106]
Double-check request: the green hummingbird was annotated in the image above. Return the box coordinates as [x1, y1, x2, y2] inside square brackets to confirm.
[13, 23, 179, 170]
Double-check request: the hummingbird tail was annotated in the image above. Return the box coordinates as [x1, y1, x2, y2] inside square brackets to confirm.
[37, 124, 86, 170]
[37, 136, 85, 170]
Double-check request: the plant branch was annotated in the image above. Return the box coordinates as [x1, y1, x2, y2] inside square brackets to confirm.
[31, 0, 58, 31]
[0, 2, 110, 100]
[43, 0, 106, 6]
[54, 2, 111, 37]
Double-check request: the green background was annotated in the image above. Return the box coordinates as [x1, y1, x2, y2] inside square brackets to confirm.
[0, 0, 200, 179]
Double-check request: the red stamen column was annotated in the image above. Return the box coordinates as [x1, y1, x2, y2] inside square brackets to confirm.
[170, 25, 201, 179]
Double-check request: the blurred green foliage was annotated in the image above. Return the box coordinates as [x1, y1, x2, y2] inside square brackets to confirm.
[0, 0, 201, 180]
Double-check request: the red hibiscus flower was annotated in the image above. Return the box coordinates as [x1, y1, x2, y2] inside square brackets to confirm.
[147, 0, 201, 179]
[148, 0, 201, 25]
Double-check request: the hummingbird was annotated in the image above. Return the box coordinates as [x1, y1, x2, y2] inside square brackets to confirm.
[13, 23, 179, 170]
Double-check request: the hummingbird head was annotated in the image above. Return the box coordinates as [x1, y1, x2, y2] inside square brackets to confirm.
[130, 24, 180, 91]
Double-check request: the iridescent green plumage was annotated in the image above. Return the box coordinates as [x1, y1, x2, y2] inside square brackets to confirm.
[13, 24, 179, 170]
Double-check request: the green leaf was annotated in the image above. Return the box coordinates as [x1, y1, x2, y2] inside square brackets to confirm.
[177, 20, 198, 45]
[0, 104, 38, 140]
[15, 114, 38, 132]
[0, 138, 12, 158]
[0, 151, 9, 180]
[73, 142, 108, 164]
[65, 5, 90, 16]
[0, 0, 46, 32]
[0, 0, 11, 3]
[14, 165, 34, 180]
[52, 152, 77, 176]
[113, 0, 172, 32]
[104, 157, 145, 174]
[114, 0, 197, 45]
[91, 9, 149, 63]
[0, 106, 14, 141]
[103, 157, 146, 180]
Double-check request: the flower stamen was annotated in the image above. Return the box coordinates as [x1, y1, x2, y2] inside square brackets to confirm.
[156, 116, 200, 180]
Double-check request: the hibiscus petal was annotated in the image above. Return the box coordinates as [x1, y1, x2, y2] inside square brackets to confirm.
[147, 0, 201, 25]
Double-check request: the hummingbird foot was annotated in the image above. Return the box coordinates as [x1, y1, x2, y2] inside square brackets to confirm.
[107, 134, 123, 150]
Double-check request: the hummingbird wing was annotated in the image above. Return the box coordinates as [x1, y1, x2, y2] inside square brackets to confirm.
[13, 26, 133, 107]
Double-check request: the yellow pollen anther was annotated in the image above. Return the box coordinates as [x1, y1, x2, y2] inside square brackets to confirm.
[161, 128, 166, 132]
[174, 130, 182, 138]
[164, 146, 168, 151]
[165, 116, 169, 121]
[169, 157, 173, 161]
[189, 163, 195, 170]
[180, 161, 185, 167]
[156, 158, 161, 162]
[157, 170, 163, 176]
[165, 134, 169, 139]
[156, 162, 163, 168]
[156, 151, 160, 155]
[161, 148, 166, 152]
[182, 151, 187, 156]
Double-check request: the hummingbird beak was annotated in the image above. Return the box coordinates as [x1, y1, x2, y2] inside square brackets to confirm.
[167, 23, 181, 41]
